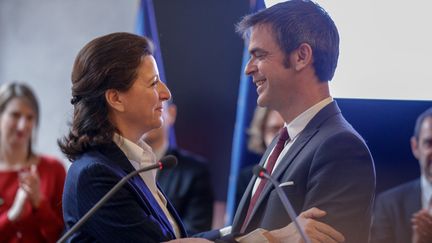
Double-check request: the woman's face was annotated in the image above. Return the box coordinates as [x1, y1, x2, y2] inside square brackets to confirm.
[116, 55, 171, 142]
[0, 97, 37, 149]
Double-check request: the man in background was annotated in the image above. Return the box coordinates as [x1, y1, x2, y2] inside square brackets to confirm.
[144, 102, 214, 235]
[371, 107, 432, 243]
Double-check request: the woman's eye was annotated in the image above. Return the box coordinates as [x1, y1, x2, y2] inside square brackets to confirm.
[11, 112, 20, 119]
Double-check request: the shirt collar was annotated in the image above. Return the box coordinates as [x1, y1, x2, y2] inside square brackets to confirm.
[152, 141, 169, 161]
[113, 133, 156, 169]
[421, 174, 432, 209]
[286, 97, 333, 140]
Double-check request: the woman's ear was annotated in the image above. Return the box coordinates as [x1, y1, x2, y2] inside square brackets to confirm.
[105, 89, 125, 112]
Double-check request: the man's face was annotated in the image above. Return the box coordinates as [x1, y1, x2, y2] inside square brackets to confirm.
[411, 117, 432, 182]
[245, 24, 297, 111]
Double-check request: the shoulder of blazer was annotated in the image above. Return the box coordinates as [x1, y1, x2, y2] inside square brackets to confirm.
[304, 101, 342, 130]
[72, 143, 136, 175]
[377, 179, 421, 207]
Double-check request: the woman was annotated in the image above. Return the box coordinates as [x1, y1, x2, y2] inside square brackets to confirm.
[59, 32, 213, 242]
[0, 82, 65, 242]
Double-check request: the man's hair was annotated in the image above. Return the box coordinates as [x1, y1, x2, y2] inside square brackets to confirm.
[236, 0, 339, 82]
[413, 107, 432, 140]
[58, 32, 154, 161]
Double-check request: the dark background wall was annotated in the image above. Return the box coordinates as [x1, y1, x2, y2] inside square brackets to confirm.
[338, 99, 432, 194]
[154, 0, 250, 201]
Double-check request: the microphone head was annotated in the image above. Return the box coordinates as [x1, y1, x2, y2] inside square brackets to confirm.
[253, 165, 266, 178]
[159, 155, 178, 170]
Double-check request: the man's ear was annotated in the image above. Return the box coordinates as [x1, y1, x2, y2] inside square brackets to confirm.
[293, 43, 313, 71]
[411, 136, 420, 160]
[105, 89, 125, 112]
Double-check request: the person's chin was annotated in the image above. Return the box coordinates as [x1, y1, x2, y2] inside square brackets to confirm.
[152, 120, 163, 130]
[257, 95, 269, 108]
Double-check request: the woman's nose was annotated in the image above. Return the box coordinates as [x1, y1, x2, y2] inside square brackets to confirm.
[158, 82, 171, 101]
[17, 117, 27, 130]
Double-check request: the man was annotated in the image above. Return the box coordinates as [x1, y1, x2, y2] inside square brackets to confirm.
[230, 1, 375, 242]
[144, 103, 214, 235]
[146, 105, 344, 243]
[371, 107, 432, 243]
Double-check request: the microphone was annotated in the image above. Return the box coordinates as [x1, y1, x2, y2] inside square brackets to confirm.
[252, 165, 311, 243]
[57, 155, 178, 243]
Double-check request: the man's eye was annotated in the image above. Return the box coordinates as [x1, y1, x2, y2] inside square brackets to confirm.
[255, 53, 266, 59]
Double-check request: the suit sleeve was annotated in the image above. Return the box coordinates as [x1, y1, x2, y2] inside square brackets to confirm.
[369, 193, 396, 243]
[181, 165, 214, 235]
[73, 163, 171, 243]
[305, 131, 375, 243]
[34, 160, 66, 243]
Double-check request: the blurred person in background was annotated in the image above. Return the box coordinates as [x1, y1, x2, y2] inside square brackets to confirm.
[235, 107, 284, 209]
[371, 107, 432, 243]
[144, 102, 214, 235]
[0, 82, 65, 243]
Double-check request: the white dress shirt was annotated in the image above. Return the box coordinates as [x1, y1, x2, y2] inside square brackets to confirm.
[420, 174, 432, 211]
[113, 134, 181, 238]
[252, 97, 334, 195]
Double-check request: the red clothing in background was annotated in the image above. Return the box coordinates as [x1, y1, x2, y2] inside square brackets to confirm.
[0, 156, 66, 243]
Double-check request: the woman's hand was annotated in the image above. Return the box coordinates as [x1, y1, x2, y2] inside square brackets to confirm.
[19, 165, 42, 209]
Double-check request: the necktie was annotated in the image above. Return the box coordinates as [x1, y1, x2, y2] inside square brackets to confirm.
[240, 128, 290, 233]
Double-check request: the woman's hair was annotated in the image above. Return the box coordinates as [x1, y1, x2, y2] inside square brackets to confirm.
[247, 107, 270, 154]
[0, 82, 40, 158]
[58, 32, 154, 161]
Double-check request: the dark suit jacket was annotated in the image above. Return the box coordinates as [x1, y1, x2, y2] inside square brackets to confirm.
[232, 101, 375, 243]
[157, 147, 214, 235]
[370, 179, 421, 243]
[62, 143, 187, 242]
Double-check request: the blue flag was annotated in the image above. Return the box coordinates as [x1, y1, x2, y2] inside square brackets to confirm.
[136, 0, 166, 84]
[136, 0, 176, 146]
[226, 0, 266, 224]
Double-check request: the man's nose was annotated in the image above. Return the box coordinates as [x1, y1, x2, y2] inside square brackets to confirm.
[244, 58, 257, 76]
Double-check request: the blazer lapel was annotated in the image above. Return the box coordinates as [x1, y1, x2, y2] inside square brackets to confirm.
[232, 146, 273, 231]
[98, 143, 179, 238]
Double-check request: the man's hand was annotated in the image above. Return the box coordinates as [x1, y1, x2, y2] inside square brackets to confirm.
[412, 209, 432, 243]
[269, 207, 345, 243]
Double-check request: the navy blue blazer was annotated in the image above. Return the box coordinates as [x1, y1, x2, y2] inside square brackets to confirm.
[232, 101, 375, 243]
[62, 143, 187, 242]
[370, 179, 421, 243]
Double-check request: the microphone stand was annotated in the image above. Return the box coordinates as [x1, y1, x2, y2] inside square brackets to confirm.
[254, 165, 312, 243]
[58, 157, 175, 243]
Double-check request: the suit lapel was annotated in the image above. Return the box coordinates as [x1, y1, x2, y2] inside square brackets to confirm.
[240, 101, 342, 230]
[232, 146, 273, 231]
